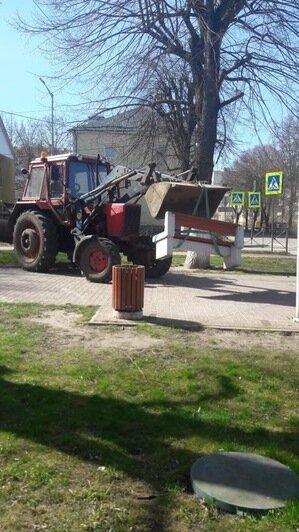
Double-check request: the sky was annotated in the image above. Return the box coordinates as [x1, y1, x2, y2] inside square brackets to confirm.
[0, 0, 280, 163]
[0, 0, 85, 129]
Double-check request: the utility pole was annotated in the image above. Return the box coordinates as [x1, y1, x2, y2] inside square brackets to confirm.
[295, 199, 299, 322]
[39, 78, 54, 154]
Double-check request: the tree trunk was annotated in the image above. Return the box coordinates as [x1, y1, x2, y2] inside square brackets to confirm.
[194, 94, 218, 183]
[192, 37, 220, 184]
[185, 34, 220, 268]
[252, 209, 259, 231]
[184, 251, 210, 269]
[179, 133, 194, 173]
[261, 205, 271, 231]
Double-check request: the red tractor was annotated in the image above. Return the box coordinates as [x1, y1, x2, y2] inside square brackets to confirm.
[3, 152, 172, 282]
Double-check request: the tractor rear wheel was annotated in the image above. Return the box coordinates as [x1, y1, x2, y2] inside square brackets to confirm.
[144, 256, 172, 278]
[131, 243, 172, 279]
[78, 237, 121, 283]
[13, 210, 57, 272]
[128, 236, 172, 279]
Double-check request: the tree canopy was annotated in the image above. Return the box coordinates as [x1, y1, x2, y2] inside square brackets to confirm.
[20, 1, 299, 180]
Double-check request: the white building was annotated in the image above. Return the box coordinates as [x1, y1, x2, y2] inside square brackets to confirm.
[0, 116, 16, 203]
[70, 110, 179, 172]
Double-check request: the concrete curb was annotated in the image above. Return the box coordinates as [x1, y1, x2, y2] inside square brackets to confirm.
[89, 309, 299, 334]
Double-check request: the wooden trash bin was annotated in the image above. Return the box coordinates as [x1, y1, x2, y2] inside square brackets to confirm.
[112, 265, 145, 320]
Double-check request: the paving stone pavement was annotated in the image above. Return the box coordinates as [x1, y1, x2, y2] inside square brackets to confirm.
[0, 265, 298, 331]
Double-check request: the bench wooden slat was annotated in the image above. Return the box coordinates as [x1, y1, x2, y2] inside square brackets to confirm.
[174, 212, 238, 237]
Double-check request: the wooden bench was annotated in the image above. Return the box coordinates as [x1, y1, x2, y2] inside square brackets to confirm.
[152, 211, 244, 269]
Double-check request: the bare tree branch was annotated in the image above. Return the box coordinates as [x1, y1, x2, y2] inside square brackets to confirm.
[15, 1, 299, 181]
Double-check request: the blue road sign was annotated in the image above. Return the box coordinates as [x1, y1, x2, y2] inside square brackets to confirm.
[248, 192, 261, 209]
[265, 172, 283, 195]
[230, 191, 245, 207]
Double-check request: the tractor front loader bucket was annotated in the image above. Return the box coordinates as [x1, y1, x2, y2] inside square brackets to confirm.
[144, 182, 230, 219]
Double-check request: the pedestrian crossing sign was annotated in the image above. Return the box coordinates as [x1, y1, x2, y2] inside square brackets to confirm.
[265, 172, 283, 196]
[230, 191, 245, 207]
[248, 192, 261, 209]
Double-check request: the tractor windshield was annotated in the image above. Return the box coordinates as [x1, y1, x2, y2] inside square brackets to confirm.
[68, 161, 108, 197]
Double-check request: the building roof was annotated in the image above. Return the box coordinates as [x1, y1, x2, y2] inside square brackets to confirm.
[70, 108, 147, 133]
[0, 116, 16, 160]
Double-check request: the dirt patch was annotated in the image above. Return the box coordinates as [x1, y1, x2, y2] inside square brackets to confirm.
[28, 309, 164, 352]
[187, 328, 299, 351]
[28, 309, 299, 355]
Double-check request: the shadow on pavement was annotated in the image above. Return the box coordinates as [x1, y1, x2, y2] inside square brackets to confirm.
[198, 286, 295, 307]
[147, 271, 236, 290]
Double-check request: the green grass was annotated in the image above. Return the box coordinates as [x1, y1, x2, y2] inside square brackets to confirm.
[230, 255, 296, 275]
[0, 303, 298, 531]
[1, 249, 296, 275]
[0, 250, 70, 266]
[172, 253, 296, 275]
[0, 249, 16, 265]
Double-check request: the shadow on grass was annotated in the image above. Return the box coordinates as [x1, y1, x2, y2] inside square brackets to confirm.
[200, 375, 242, 402]
[0, 365, 298, 528]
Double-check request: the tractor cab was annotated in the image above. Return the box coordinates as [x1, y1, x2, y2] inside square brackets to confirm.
[22, 153, 110, 203]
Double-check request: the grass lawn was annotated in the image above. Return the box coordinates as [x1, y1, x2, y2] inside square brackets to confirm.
[0, 249, 297, 276]
[0, 303, 298, 531]
[171, 253, 297, 275]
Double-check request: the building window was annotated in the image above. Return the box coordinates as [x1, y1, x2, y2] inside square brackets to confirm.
[104, 146, 116, 160]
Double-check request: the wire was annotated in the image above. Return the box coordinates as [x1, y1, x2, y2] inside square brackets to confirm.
[0, 109, 82, 126]
[0, 110, 50, 123]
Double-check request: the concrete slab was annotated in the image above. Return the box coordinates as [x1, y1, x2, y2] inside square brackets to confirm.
[191, 452, 299, 514]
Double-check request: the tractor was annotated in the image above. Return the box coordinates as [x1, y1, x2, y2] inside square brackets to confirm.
[1, 152, 174, 282]
[1, 151, 237, 281]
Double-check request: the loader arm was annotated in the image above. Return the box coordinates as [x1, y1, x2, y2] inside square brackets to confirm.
[69, 164, 159, 234]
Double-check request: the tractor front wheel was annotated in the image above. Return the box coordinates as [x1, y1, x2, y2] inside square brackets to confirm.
[78, 237, 121, 283]
[13, 210, 57, 272]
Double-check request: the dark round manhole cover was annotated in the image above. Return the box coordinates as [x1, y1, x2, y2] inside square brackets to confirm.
[191, 452, 299, 514]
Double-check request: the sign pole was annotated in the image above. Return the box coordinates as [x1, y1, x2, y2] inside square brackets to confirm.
[295, 199, 299, 322]
[265, 172, 283, 254]
[271, 200, 274, 253]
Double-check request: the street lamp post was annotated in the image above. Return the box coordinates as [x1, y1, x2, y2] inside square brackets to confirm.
[39, 77, 54, 154]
